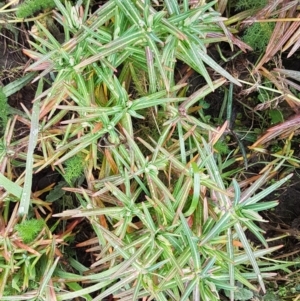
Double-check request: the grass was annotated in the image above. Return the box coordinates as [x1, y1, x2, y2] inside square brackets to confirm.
[0, 0, 300, 300]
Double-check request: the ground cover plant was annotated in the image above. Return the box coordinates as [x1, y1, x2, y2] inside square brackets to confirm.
[1, 0, 300, 300]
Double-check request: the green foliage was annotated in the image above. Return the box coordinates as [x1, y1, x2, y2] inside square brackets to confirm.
[14, 219, 45, 243]
[234, 288, 254, 301]
[242, 22, 275, 52]
[268, 109, 284, 125]
[225, 286, 254, 300]
[16, 0, 90, 18]
[63, 154, 85, 185]
[214, 140, 230, 155]
[0, 87, 9, 132]
[263, 291, 281, 301]
[16, 0, 55, 18]
[46, 181, 67, 202]
[235, 0, 267, 10]
[2, 0, 298, 299]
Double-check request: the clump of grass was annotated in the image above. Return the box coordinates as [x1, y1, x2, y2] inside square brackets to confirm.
[1, 0, 298, 300]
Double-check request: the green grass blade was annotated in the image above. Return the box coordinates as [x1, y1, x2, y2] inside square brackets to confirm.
[180, 277, 198, 301]
[3, 73, 37, 97]
[0, 173, 22, 198]
[115, 0, 146, 29]
[226, 228, 235, 301]
[234, 222, 265, 293]
[145, 46, 157, 93]
[199, 212, 231, 246]
[179, 213, 201, 270]
[197, 48, 241, 86]
[18, 80, 43, 216]
[242, 173, 293, 206]
[74, 29, 143, 70]
[232, 178, 241, 206]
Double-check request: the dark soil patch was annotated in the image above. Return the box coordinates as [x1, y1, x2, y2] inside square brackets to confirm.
[263, 173, 300, 247]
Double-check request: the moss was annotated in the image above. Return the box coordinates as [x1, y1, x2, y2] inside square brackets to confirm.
[235, 0, 267, 10]
[0, 87, 9, 133]
[242, 22, 275, 52]
[63, 153, 85, 185]
[214, 140, 230, 155]
[16, 0, 56, 18]
[15, 219, 45, 243]
[16, 0, 90, 19]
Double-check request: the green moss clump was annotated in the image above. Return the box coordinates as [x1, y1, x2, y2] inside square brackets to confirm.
[63, 154, 85, 185]
[235, 0, 267, 10]
[16, 0, 90, 18]
[214, 140, 230, 155]
[15, 219, 45, 243]
[0, 88, 8, 132]
[16, 0, 56, 18]
[242, 22, 275, 52]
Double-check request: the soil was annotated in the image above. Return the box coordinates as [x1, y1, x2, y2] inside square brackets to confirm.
[263, 174, 300, 250]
